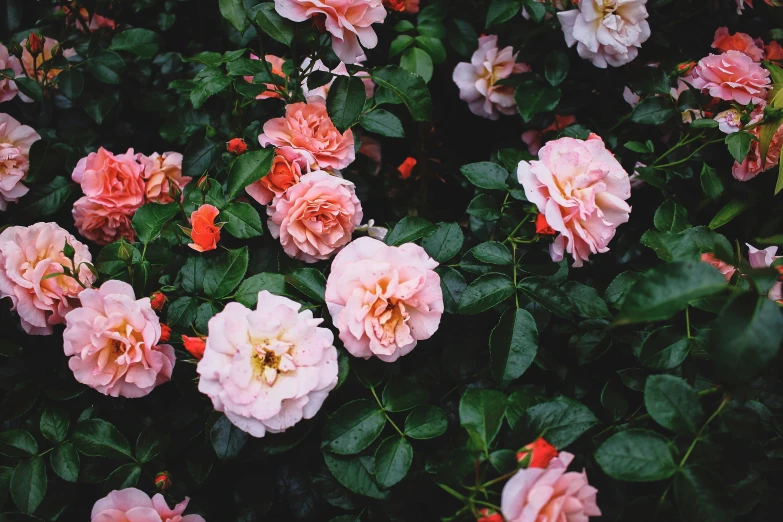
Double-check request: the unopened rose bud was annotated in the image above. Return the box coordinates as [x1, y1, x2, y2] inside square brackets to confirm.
[197, 175, 210, 191]
[383, 0, 407, 11]
[154, 471, 171, 491]
[397, 157, 417, 180]
[27, 33, 43, 55]
[676, 61, 696, 76]
[159, 324, 172, 343]
[516, 437, 558, 469]
[150, 292, 167, 311]
[227, 137, 248, 155]
[182, 335, 206, 360]
[477, 508, 503, 522]
[535, 214, 556, 236]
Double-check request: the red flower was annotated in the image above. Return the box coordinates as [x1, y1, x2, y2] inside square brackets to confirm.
[477, 508, 504, 522]
[516, 437, 559, 468]
[182, 335, 206, 360]
[27, 33, 43, 55]
[676, 61, 696, 76]
[398, 157, 417, 180]
[187, 204, 222, 253]
[159, 324, 171, 343]
[154, 471, 171, 491]
[150, 291, 167, 311]
[227, 138, 248, 155]
[535, 213, 556, 236]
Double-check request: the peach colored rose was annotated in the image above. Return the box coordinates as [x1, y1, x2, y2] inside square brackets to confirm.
[139, 151, 191, 204]
[244, 54, 286, 100]
[453, 35, 531, 120]
[57, 3, 117, 33]
[518, 134, 631, 267]
[188, 204, 221, 253]
[20, 36, 76, 97]
[502, 451, 601, 522]
[301, 55, 375, 99]
[197, 291, 338, 437]
[732, 122, 783, 181]
[325, 237, 443, 362]
[712, 27, 763, 61]
[72, 197, 136, 244]
[268, 171, 362, 262]
[748, 244, 783, 302]
[245, 148, 305, 205]
[689, 51, 770, 105]
[0, 223, 95, 335]
[91, 488, 205, 522]
[259, 96, 355, 170]
[72, 147, 146, 209]
[0, 44, 22, 103]
[275, 0, 387, 64]
[701, 253, 736, 282]
[64, 280, 175, 398]
[0, 113, 40, 210]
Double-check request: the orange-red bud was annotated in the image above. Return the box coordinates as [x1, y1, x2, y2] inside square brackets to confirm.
[397, 157, 417, 180]
[159, 324, 171, 343]
[227, 138, 248, 155]
[150, 291, 167, 311]
[516, 437, 558, 468]
[182, 335, 206, 360]
[535, 214, 556, 236]
[154, 471, 171, 491]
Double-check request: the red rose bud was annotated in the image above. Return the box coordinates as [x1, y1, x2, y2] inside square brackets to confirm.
[676, 61, 696, 76]
[182, 335, 206, 360]
[517, 437, 558, 468]
[150, 291, 167, 311]
[27, 33, 44, 55]
[397, 157, 417, 180]
[159, 324, 171, 343]
[154, 472, 171, 491]
[535, 213, 556, 236]
[477, 509, 504, 522]
[227, 138, 248, 155]
[383, 0, 406, 11]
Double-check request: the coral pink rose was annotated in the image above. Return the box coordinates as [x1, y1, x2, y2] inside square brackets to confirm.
[246, 148, 305, 205]
[57, 3, 117, 33]
[19, 36, 76, 100]
[188, 204, 222, 253]
[766, 41, 783, 61]
[0, 223, 95, 335]
[0, 113, 40, 210]
[244, 54, 286, 99]
[72, 147, 146, 209]
[689, 51, 770, 105]
[268, 171, 363, 262]
[72, 197, 136, 244]
[91, 488, 205, 522]
[197, 291, 338, 437]
[64, 280, 175, 398]
[453, 35, 531, 120]
[259, 96, 355, 170]
[274, 0, 387, 64]
[325, 237, 444, 362]
[301, 55, 375, 99]
[732, 122, 783, 181]
[139, 151, 191, 203]
[0, 44, 22, 103]
[712, 27, 764, 61]
[748, 244, 783, 302]
[501, 451, 601, 522]
[701, 253, 736, 282]
[518, 134, 632, 267]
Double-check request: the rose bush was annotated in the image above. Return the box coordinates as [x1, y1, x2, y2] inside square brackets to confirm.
[1, 1, 783, 521]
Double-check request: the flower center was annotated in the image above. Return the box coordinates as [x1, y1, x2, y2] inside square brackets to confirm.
[371, 299, 410, 347]
[251, 339, 296, 385]
[602, 0, 617, 15]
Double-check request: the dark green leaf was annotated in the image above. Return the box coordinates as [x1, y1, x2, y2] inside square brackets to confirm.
[490, 308, 538, 387]
[219, 0, 248, 32]
[605, 272, 640, 310]
[252, 3, 294, 45]
[203, 247, 249, 298]
[382, 378, 429, 412]
[422, 222, 463, 262]
[221, 202, 264, 238]
[23, 177, 74, 217]
[399, 47, 433, 83]
[322, 400, 386, 455]
[286, 268, 326, 302]
[57, 69, 83, 99]
[726, 131, 753, 163]
[466, 193, 501, 221]
[135, 426, 164, 463]
[459, 389, 506, 452]
[104, 463, 142, 492]
[404, 405, 448, 439]
[385, 216, 435, 246]
[0, 430, 37, 458]
[371, 66, 433, 122]
[515, 84, 561, 122]
[675, 466, 734, 522]
[10, 457, 46, 514]
[457, 273, 515, 314]
[110, 28, 160, 58]
[595, 429, 677, 482]
[415, 36, 447, 64]
[236, 273, 287, 307]
[631, 97, 677, 125]
[644, 375, 703, 435]
[167, 296, 199, 327]
[562, 281, 610, 319]
[525, 398, 598, 448]
[210, 415, 249, 460]
[132, 203, 179, 244]
[709, 198, 754, 230]
[39, 408, 69, 444]
[460, 162, 509, 190]
[87, 50, 125, 85]
[471, 241, 513, 265]
[72, 419, 133, 460]
[654, 200, 688, 233]
[638, 325, 691, 369]
[374, 437, 413, 488]
[183, 139, 220, 179]
[437, 266, 467, 314]
[190, 74, 232, 109]
[486, 0, 523, 27]
[700, 163, 723, 200]
[226, 149, 275, 200]
[50, 443, 79, 483]
[323, 453, 388, 500]
[359, 109, 405, 138]
[327, 75, 367, 132]
[517, 276, 574, 321]
[545, 51, 569, 86]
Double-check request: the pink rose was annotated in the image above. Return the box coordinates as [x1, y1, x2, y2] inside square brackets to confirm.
[197, 291, 338, 437]
[72, 147, 146, 209]
[747, 244, 783, 302]
[325, 237, 444, 362]
[259, 96, 356, 170]
[689, 51, 770, 105]
[452, 35, 531, 120]
[64, 280, 175, 398]
[715, 108, 742, 134]
[245, 148, 305, 205]
[701, 253, 736, 282]
[72, 197, 136, 245]
[19, 37, 76, 101]
[91, 488, 205, 522]
[518, 134, 632, 267]
[139, 151, 191, 203]
[301, 55, 375, 99]
[0, 223, 95, 335]
[0, 113, 40, 210]
[274, 0, 387, 64]
[501, 451, 601, 522]
[245, 54, 286, 100]
[712, 27, 764, 62]
[732, 122, 783, 181]
[0, 44, 22, 103]
[268, 171, 363, 262]
[623, 86, 641, 108]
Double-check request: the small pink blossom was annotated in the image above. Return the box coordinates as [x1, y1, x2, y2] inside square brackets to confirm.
[91, 488, 205, 522]
[246, 148, 305, 205]
[0, 44, 22, 103]
[689, 51, 770, 105]
[623, 86, 641, 108]
[64, 280, 175, 398]
[712, 27, 764, 62]
[701, 253, 736, 282]
[245, 54, 286, 100]
[325, 237, 444, 362]
[139, 151, 191, 204]
[0, 113, 40, 210]
[747, 244, 783, 302]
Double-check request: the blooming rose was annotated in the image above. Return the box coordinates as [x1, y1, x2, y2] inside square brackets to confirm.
[712, 27, 763, 62]
[701, 253, 736, 282]
[502, 451, 601, 522]
[558, 0, 651, 68]
[72, 197, 136, 244]
[325, 237, 444, 362]
[245, 148, 305, 205]
[452, 35, 530, 120]
[0, 113, 40, 210]
[715, 108, 742, 134]
[748, 244, 783, 302]
[139, 152, 191, 204]
[91, 488, 205, 522]
[0, 44, 22, 103]
[244, 54, 286, 99]
[57, 3, 117, 33]
[301, 56, 375, 99]
[20, 36, 76, 97]
[72, 147, 146, 209]
[63, 280, 175, 398]
[518, 134, 632, 267]
[268, 171, 363, 262]
[0, 223, 95, 335]
[197, 291, 339, 437]
[259, 96, 355, 170]
[732, 122, 783, 181]
[689, 51, 770, 105]
[188, 204, 222, 253]
[516, 438, 559, 468]
[275, 0, 387, 64]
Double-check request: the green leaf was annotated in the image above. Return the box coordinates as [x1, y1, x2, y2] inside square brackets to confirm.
[327, 75, 367, 132]
[471, 241, 513, 265]
[700, 163, 723, 200]
[14, 76, 43, 102]
[104, 463, 142, 492]
[562, 281, 610, 319]
[595, 429, 677, 482]
[382, 377, 429, 412]
[631, 97, 677, 125]
[486, 0, 523, 27]
[203, 247, 249, 299]
[385, 216, 435, 246]
[39, 407, 69, 444]
[725, 131, 753, 163]
[644, 375, 703, 435]
[50, 443, 79, 482]
[374, 437, 413, 488]
[322, 400, 386, 455]
[515, 84, 561, 123]
[323, 453, 388, 500]
[135, 426, 164, 464]
[544, 51, 569, 86]
[390, 35, 415, 57]
[638, 325, 691, 369]
[190, 74, 232, 109]
[404, 405, 448, 439]
[22, 177, 74, 217]
[57, 69, 83, 100]
[654, 200, 688, 233]
[210, 415, 248, 460]
[0, 430, 37, 458]
[110, 28, 160, 58]
[400, 47, 433, 83]
[617, 262, 727, 324]
[709, 198, 754, 230]
[221, 202, 264, 238]
[466, 193, 501, 221]
[226, 149, 274, 200]
[457, 273, 515, 314]
[641, 227, 733, 263]
[524, 0, 547, 21]
[460, 162, 509, 190]
[490, 308, 538, 387]
[167, 296, 199, 327]
[524, 398, 598, 448]
[421, 222, 463, 262]
[87, 50, 126, 85]
[286, 268, 326, 302]
[674, 466, 734, 522]
[459, 389, 506, 452]
[517, 276, 574, 321]
[371, 66, 433, 122]
[415, 36, 447, 64]
[219, 0, 248, 32]
[72, 419, 133, 460]
[251, 3, 294, 45]
[183, 139, 220, 178]
[776, 159, 783, 196]
[359, 109, 405, 138]
[132, 203, 179, 244]
[437, 266, 467, 314]
[236, 273, 287, 308]
[10, 457, 46, 514]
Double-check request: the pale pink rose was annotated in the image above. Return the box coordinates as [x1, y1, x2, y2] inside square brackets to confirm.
[246, 148, 305, 205]
[259, 96, 355, 170]
[747, 244, 783, 302]
[72, 197, 136, 245]
[268, 171, 363, 262]
[558, 0, 651, 68]
[57, 4, 117, 33]
[0, 113, 40, 210]
[139, 151, 191, 204]
[274, 0, 387, 64]
[501, 451, 601, 522]
[518, 134, 632, 267]
[325, 237, 443, 362]
[715, 108, 742, 134]
[689, 51, 770, 105]
[91, 488, 205, 522]
[300, 55, 375, 99]
[63, 280, 175, 398]
[244, 54, 286, 100]
[72, 147, 146, 209]
[452, 35, 531, 120]
[701, 253, 736, 282]
[0, 223, 95, 335]
[623, 86, 641, 107]
[712, 27, 764, 62]
[0, 44, 22, 103]
[732, 123, 783, 181]
[19, 37, 76, 101]
[197, 291, 338, 437]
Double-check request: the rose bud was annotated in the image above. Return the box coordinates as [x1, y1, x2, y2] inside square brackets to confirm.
[159, 324, 172, 343]
[182, 335, 206, 360]
[154, 471, 171, 491]
[186, 204, 222, 253]
[477, 508, 503, 522]
[676, 61, 696, 76]
[27, 33, 43, 55]
[516, 437, 558, 468]
[535, 213, 556, 236]
[150, 291, 167, 311]
[227, 137, 248, 155]
[398, 157, 417, 180]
